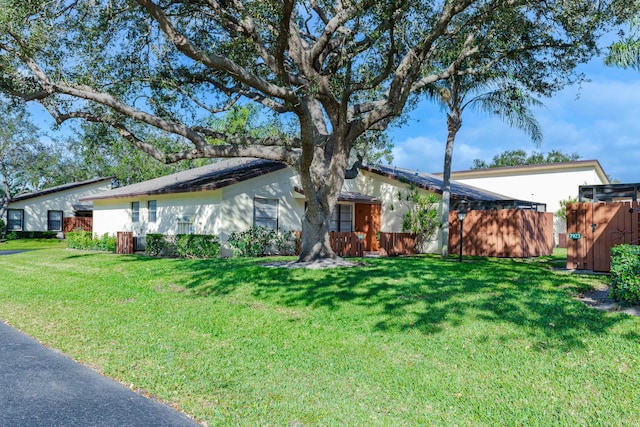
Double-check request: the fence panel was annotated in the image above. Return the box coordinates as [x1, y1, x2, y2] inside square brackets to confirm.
[329, 232, 364, 257]
[116, 231, 134, 255]
[449, 209, 553, 258]
[63, 217, 93, 233]
[378, 232, 417, 257]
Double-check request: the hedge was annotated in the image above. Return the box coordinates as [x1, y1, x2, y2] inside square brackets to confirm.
[144, 234, 220, 259]
[6, 231, 58, 240]
[609, 244, 640, 304]
[66, 231, 117, 252]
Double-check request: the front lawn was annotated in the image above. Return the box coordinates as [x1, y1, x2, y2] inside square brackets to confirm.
[0, 238, 66, 250]
[0, 248, 638, 426]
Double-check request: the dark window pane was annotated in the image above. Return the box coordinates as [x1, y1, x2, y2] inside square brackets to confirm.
[47, 211, 63, 231]
[132, 202, 140, 222]
[148, 200, 157, 223]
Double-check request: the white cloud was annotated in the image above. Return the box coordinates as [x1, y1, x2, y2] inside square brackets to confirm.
[390, 69, 640, 183]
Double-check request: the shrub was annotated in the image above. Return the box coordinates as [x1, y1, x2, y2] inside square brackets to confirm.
[6, 231, 58, 240]
[609, 244, 640, 304]
[228, 226, 297, 257]
[66, 231, 116, 253]
[145, 233, 166, 256]
[173, 234, 220, 258]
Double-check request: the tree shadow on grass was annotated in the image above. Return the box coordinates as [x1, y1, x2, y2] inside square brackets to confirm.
[120, 254, 632, 350]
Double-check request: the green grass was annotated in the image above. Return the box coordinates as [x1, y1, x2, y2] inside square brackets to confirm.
[0, 238, 66, 250]
[1, 248, 639, 426]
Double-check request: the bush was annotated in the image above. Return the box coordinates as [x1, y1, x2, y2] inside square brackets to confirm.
[173, 234, 220, 258]
[66, 231, 116, 253]
[609, 244, 640, 304]
[228, 226, 297, 257]
[6, 231, 58, 240]
[145, 233, 165, 256]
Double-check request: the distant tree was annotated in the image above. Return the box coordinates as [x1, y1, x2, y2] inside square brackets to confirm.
[472, 150, 581, 169]
[0, 101, 67, 221]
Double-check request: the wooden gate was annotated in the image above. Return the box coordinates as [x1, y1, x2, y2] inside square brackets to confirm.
[566, 202, 639, 272]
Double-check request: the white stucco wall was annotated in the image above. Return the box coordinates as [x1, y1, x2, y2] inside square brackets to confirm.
[6, 181, 113, 232]
[92, 168, 305, 242]
[451, 166, 606, 215]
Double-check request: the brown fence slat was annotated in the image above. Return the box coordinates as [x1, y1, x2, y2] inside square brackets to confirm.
[329, 232, 364, 257]
[449, 209, 553, 258]
[117, 231, 134, 255]
[378, 232, 417, 257]
[63, 217, 93, 233]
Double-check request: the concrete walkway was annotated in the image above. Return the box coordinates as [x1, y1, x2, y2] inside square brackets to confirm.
[0, 321, 198, 426]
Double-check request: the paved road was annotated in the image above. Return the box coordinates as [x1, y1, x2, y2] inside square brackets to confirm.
[0, 321, 199, 426]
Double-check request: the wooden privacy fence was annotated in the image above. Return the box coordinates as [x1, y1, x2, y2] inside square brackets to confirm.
[329, 231, 365, 257]
[63, 217, 93, 233]
[567, 201, 639, 272]
[449, 209, 554, 258]
[116, 231, 134, 254]
[378, 232, 417, 256]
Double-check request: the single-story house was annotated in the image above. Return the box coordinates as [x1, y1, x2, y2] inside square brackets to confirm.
[435, 160, 610, 242]
[80, 158, 541, 255]
[436, 160, 609, 214]
[5, 177, 115, 237]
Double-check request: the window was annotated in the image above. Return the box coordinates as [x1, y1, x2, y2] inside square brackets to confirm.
[254, 198, 278, 230]
[148, 200, 157, 223]
[7, 209, 24, 231]
[329, 204, 353, 232]
[176, 215, 194, 234]
[47, 210, 63, 232]
[131, 202, 140, 222]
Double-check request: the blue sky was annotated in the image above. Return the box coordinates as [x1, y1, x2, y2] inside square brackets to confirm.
[388, 58, 640, 183]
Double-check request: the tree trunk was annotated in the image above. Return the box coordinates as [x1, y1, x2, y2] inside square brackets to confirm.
[440, 112, 461, 258]
[295, 131, 351, 262]
[297, 211, 337, 262]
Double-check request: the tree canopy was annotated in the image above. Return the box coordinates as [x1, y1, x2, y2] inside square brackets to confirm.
[472, 149, 582, 169]
[0, 0, 635, 260]
[0, 100, 72, 220]
[606, 17, 640, 70]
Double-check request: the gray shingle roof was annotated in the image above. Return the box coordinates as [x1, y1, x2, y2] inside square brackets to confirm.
[80, 158, 287, 201]
[362, 164, 532, 202]
[11, 177, 115, 202]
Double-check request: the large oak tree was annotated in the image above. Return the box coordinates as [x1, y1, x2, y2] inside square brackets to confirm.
[0, 0, 635, 261]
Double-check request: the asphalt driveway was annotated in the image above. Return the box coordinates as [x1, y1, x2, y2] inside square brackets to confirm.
[0, 321, 198, 426]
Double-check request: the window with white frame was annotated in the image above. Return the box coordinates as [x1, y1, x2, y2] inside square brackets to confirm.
[329, 204, 353, 232]
[47, 210, 63, 232]
[176, 214, 194, 235]
[148, 200, 157, 223]
[254, 198, 278, 230]
[131, 201, 140, 222]
[7, 209, 24, 231]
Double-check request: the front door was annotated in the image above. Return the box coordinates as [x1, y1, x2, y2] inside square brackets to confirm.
[355, 203, 381, 251]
